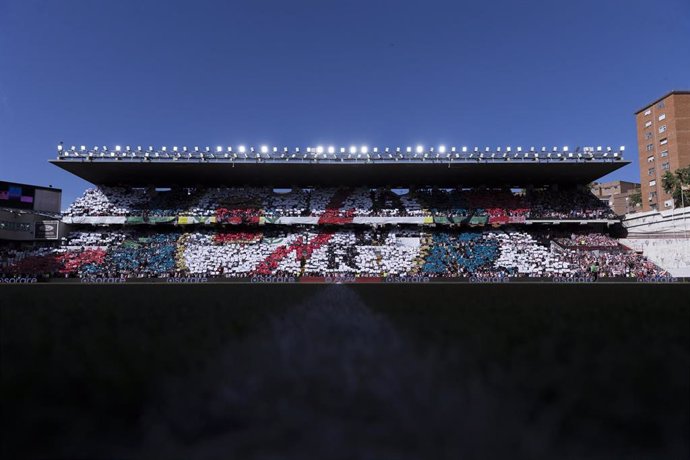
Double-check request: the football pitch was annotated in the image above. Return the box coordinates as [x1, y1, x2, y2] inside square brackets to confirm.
[1, 283, 688, 459]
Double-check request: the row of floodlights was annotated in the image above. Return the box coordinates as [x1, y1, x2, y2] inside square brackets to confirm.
[58, 144, 625, 155]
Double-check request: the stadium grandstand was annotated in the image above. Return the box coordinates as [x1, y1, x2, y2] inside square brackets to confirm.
[0, 143, 676, 282]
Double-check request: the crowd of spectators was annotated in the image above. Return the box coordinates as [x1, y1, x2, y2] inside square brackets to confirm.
[63, 186, 615, 221]
[0, 227, 665, 280]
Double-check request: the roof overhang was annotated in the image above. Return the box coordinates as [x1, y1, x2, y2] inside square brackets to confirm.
[50, 159, 629, 188]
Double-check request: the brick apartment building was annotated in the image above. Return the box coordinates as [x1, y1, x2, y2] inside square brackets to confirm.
[635, 90, 690, 212]
[591, 180, 640, 216]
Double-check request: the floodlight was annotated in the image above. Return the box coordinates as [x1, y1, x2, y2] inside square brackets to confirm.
[406, 147, 412, 153]
[507, 147, 512, 152]
[316, 145, 324, 154]
[439, 145, 446, 153]
[162, 146, 167, 152]
[474, 147, 479, 152]
[328, 146, 335, 154]
[340, 147, 346, 153]
[261, 145, 269, 154]
[273, 147, 278, 153]
[563, 146, 568, 151]
[541, 147, 546, 152]
[416, 145, 423, 154]
[205, 147, 211, 153]
[173, 146, 178, 152]
[596, 146, 602, 151]
[307, 147, 312, 153]
[373, 147, 378, 153]
[517, 147, 522, 152]
[361, 146, 368, 154]
[238, 145, 246, 153]
[606, 146, 612, 151]
[136, 146, 142, 151]
[462, 147, 468, 153]
[620, 146, 625, 151]
[80, 145, 86, 151]
[115, 145, 121, 152]
[451, 147, 456, 152]
[216, 146, 222, 152]
[148, 146, 154, 151]
[349, 146, 357, 154]
[396, 147, 401, 152]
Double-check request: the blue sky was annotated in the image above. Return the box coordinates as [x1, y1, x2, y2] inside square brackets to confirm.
[1, 0, 689, 207]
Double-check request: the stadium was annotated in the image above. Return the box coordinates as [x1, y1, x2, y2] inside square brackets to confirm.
[1, 144, 688, 459]
[0, 143, 678, 282]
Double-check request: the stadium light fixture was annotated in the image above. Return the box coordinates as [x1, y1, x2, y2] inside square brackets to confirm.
[216, 146, 222, 153]
[273, 147, 278, 153]
[406, 146, 412, 153]
[451, 147, 456, 153]
[562, 146, 568, 152]
[361, 145, 368, 154]
[80, 145, 86, 151]
[517, 147, 522, 152]
[416, 145, 423, 154]
[340, 147, 346, 154]
[205, 147, 211, 153]
[541, 147, 546, 152]
[238, 145, 246, 153]
[620, 146, 625, 151]
[349, 146, 357, 154]
[316, 145, 324, 154]
[606, 146, 612, 152]
[261, 145, 269, 154]
[596, 146, 602, 151]
[328, 146, 335, 154]
[438, 145, 446, 153]
[162, 146, 167, 152]
[115, 145, 121, 152]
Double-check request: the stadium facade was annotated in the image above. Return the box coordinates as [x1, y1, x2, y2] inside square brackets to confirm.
[0, 181, 62, 241]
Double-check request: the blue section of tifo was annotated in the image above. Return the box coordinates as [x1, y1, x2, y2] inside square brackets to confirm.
[422, 232, 498, 275]
[88, 234, 180, 277]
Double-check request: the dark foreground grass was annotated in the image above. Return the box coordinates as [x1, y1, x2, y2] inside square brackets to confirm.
[1, 284, 688, 459]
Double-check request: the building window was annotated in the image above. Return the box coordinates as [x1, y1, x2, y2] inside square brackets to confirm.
[649, 180, 656, 187]
[649, 191, 657, 199]
[646, 143, 654, 151]
[660, 138, 668, 145]
[658, 113, 666, 121]
[644, 109, 652, 116]
[659, 125, 667, 133]
[648, 167, 655, 176]
[661, 150, 669, 157]
[647, 155, 655, 162]
[662, 162, 670, 171]
[657, 101, 665, 109]
[645, 131, 653, 139]
[645, 121, 652, 128]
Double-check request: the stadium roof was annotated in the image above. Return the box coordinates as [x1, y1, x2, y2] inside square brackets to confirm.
[50, 145, 629, 187]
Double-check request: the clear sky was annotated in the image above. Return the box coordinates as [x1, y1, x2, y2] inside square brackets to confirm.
[1, 0, 689, 207]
